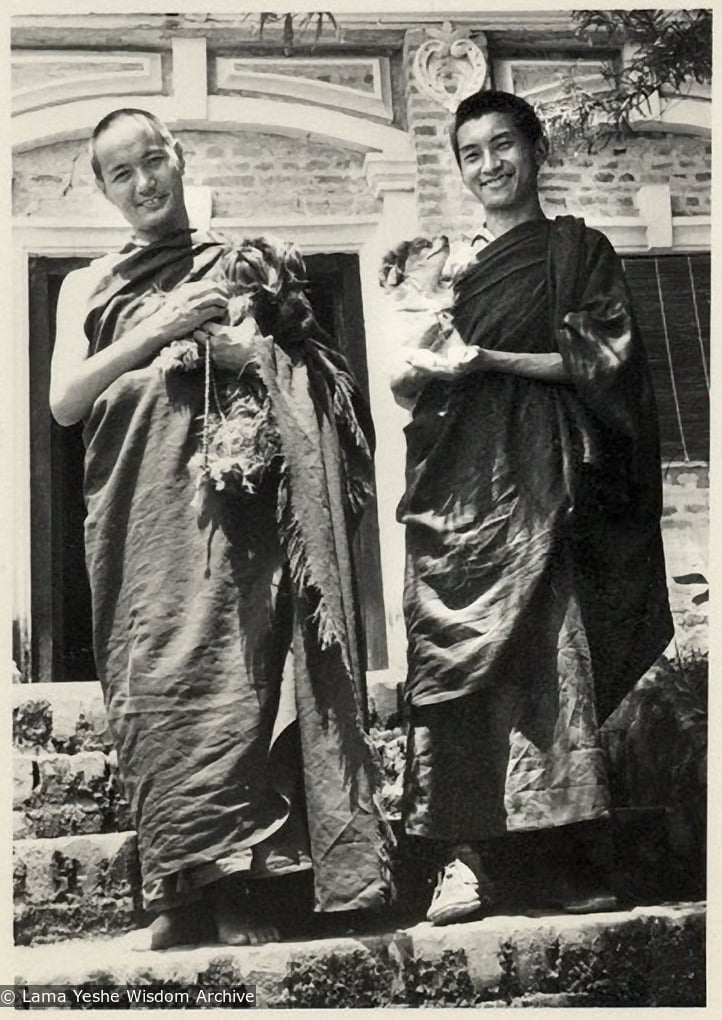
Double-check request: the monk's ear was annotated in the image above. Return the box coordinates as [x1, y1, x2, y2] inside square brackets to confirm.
[173, 139, 186, 175]
[533, 135, 549, 170]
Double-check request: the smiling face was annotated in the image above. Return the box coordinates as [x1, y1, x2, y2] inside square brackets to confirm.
[93, 115, 188, 243]
[456, 110, 546, 217]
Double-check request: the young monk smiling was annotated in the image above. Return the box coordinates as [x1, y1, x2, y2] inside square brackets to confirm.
[394, 90, 673, 925]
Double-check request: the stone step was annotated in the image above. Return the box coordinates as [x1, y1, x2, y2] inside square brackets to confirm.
[13, 750, 132, 839]
[12, 902, 705, 1007]
[13, 832, 142, 947]
[12, 814, 703, 955]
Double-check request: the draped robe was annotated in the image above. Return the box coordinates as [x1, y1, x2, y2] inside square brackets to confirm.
[82, 229, 390, 911]
[400, 216, 673, 838]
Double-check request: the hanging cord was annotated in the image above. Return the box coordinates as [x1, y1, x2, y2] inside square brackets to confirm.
[687, 256, 709, 392]
[201, 331, 212, 477]
[654, 258, 689, 462]
[200, 335, 229, 476]
[210, 362, 227, 421]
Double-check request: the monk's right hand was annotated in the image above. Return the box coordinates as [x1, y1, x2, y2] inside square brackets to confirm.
[143, 281, 228, 348]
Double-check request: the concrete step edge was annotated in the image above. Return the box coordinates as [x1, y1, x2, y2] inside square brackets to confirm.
[14, 830, 137, 852]
[12, 902, 706, 1009]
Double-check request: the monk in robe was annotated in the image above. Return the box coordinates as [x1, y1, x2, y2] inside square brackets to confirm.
[50, 108, 390, 949]
[394, 90, 673, 925]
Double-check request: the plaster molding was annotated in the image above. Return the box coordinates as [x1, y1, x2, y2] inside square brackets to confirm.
[364, 152, 417, 198]
[11, 49, 162, 115]
[172, 37, 208, 121]
[492, 57, 607, 101]
[211, 216, 378, 252]
[215, 55, 393, 123]
[14, 95, 178, 151]
[496, 45, 711, 139]
[628, 93, 711, 137]
[203, 95, 413, 157]
[636, 184, 673, 250]
[12, 12, 577, 40]
[580, 186, 710, 254]
[670, 217, 712, 252]
[14, 93, 415, 162]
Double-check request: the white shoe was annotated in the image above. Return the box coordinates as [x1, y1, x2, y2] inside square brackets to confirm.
[426, 858, 482, 925]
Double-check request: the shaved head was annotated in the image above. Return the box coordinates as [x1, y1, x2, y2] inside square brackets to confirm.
[90, 108, 176, 182]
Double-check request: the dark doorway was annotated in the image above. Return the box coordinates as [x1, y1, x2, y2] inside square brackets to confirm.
[29, 256, 95, 685]
[28, 251, 388, 682]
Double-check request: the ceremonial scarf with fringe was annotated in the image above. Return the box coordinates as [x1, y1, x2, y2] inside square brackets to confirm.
[83, 229, 391, 911]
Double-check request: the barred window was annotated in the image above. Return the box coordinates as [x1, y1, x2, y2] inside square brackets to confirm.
[622, 253, 710, 463]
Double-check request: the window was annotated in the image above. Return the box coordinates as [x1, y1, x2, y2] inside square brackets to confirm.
[622, 253, 710, 462]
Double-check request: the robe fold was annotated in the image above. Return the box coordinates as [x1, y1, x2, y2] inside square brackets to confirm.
[82, 229, 390, 911]
[400, 216, 672, 840]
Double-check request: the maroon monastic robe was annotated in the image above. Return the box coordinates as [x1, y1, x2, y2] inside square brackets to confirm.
[400, 216, 672, 837]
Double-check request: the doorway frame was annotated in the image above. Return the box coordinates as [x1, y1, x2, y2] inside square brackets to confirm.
[12, 207, 421, 683]
[22, 241, 393, 683]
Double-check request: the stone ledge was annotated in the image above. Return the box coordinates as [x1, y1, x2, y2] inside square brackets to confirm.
[13, 750, 132, 839]
[13, 902, 705, 1008]
[14, 832, 142, 946]
[13, 685, 112, 754]
[12, 676, 405, 751]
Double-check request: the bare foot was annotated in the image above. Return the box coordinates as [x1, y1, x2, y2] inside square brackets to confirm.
[214, 903, 280, 946]
[208, 878, 280, 946]
[129, 904, 208, 951]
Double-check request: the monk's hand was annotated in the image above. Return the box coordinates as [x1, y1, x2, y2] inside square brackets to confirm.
[146, 281, 229, 347]
[404, 349, 446, 373]
[195, 317, 263, 374]
[445, 345, 490, 378]
[412, 345, 485, 382]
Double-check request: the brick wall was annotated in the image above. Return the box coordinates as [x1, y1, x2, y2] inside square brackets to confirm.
[414, 128, 711, 238]
[13, 38, 710, 232]
[12, 27, 710, 668]
[402, 29, 711, 237]
[12, 130, 381, 220]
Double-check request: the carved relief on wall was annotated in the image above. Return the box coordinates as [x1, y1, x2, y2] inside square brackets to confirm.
[412, 22, 489, 111]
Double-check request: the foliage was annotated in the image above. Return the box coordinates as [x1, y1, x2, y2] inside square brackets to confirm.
[283, 950, 392, 1008]
[13, 699, 52, 749]
[537, 9, 712, 151]
[400, 949, 477, 1006]
[246, 11, 339, 54]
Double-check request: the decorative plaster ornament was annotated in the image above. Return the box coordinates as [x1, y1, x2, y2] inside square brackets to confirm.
[412, 22, 489, 112]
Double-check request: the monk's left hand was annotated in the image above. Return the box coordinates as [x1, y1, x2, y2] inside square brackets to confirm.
[456, 345, 491, 374]
[427, 345, 489, 381]
[194, 318, 264, 373]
